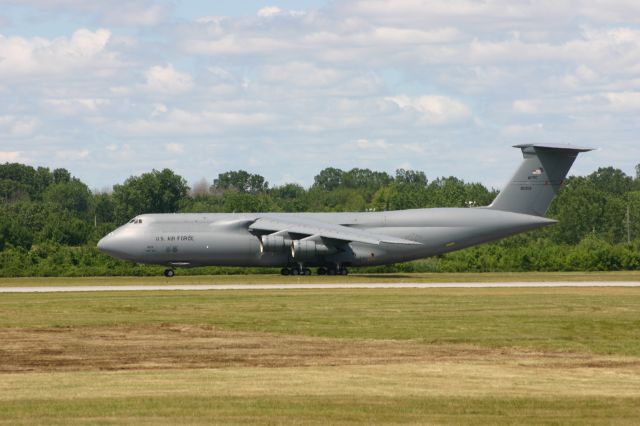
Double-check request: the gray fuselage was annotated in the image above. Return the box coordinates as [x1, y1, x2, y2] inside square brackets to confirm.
[97, 208, 555, 268]
[97, 144, 591, 274]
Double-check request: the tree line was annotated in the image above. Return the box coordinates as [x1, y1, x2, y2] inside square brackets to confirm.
[1, 162, 639, 276]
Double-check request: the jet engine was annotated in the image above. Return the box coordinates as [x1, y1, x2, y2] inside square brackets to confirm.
[260, 235, 291, 253]
[291, 240, 336, 259]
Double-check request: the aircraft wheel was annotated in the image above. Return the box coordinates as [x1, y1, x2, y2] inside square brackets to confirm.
[281, 268, 290, 276]
[327, 268, 336, 276]
[291, 268, 300, 276]
[303, 268, 311, 276]
[164, 268, 175, 278]
[317, 267, 327, 275]
[340, 268, 349, 276]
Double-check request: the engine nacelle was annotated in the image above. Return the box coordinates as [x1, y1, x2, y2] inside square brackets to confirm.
[291, 240, 336, 259]
[260, 235, 291, 254]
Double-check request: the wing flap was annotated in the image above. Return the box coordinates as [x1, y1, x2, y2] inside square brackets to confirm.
[249, 216, 420, 246]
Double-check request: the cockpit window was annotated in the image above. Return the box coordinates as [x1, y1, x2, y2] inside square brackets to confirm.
[129, 219, 135, 223]
[136, 219, 142, 224]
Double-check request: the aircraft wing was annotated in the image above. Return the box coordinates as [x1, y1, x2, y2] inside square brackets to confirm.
[249, 216, 421, 246]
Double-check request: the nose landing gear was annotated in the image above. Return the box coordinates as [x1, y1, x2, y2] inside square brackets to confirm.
[163, 268, 175, 278]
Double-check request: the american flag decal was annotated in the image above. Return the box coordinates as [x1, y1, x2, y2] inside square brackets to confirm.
[532, 168, 543, 176]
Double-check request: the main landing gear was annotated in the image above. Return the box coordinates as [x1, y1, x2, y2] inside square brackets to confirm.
[164, 268, 175, 278]
[280, 266, 311, 276]
[280, 265, 349, 276]
[317, 266, 348, 276]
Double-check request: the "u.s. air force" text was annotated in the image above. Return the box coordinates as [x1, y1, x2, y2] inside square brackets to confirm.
[155, 235, 194, 242]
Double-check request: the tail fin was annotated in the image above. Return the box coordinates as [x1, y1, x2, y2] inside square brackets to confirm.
[488, 144, 593, 216]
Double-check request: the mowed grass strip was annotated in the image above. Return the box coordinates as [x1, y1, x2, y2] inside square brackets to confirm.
[1, 270, 639, 287]
[1, 288, 639, 356]
[1, 366, 639, 425]
[2, 395, 639, 426]
[2, 362, 640, 399]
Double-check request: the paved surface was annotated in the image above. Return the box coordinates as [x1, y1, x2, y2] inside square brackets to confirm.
[1, 281, 639, 293]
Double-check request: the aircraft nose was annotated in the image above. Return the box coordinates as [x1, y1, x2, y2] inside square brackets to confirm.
[97, 233, 128, 259]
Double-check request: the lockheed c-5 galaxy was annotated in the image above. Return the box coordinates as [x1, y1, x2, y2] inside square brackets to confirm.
[98, 144, 592, 277]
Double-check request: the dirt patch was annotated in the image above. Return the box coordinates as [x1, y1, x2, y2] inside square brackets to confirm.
[0, 325, 637, 373]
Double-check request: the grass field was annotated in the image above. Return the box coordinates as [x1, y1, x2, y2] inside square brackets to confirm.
[1, 270, 639, 287]
[1, 282, 640, 424]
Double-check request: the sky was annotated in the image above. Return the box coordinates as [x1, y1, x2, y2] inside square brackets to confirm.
[0, 0, 639, 191]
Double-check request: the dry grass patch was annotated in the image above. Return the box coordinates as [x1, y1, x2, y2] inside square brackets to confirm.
[2, 324, 640, 375]
[0, 324, 494, 372]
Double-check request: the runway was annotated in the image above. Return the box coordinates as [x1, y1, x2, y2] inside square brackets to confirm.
[1, 281, 639, 293]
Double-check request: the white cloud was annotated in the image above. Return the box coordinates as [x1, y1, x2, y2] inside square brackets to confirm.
[257, 6, 305, 18]
[117, 108, 275, 137]
[165, 143, 184, 154]
[513, 100, 540, 114]
[0, 115, 38, 136]
[102, 3, 166, 26]
[1, 1, 639, 189]
[605, 92, 640, 112]
[502, 123, 544, 137]
[261, 62, 343, 87]
[355, 138, 390, 150]
[258, 6, 283, 18]
[144, 64, 194, 94]
[0, 151, 21, 162]
[388, 95, 471, 125]
[44, 98, 110, 115]
[151, 103, 168, 117]
[337, 0, 640, 26]
[186, 35, 293, 56]
[5, 1, 167, 27]
[55, 149, 89, 160]
[105, 144, 135, 161]
[0, 28, 112, 77]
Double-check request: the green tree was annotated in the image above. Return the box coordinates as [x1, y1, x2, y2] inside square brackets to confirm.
[382, 182, 428, 210]
[52, 168, 72, 184]
[0, 163, 53, 200]
[40, 211, 91, 245]
[0, 217, 33, 250]
[270, 183, 307, 212]
[587, 167, 633, 195]
[464, 182, 497, 207]
[43, 179, 93, 216]
[625, 191, 640, 243]
[312, 167, 344, 191]
[426, 177, 467, 207]
[222, 192, 280, 212]
[93, 192, 115, 224]
[307, 187, 366, 212]
[548, 184, 626, 244]
[395, 169, 427, 186]
[0, 179, 31, 202]
[211, 170, 268, 194]
[112, 169, 189, 223]
[342, 168, 393, 202]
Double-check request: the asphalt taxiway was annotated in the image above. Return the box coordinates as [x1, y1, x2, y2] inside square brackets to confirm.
[0, 281, 639, 293]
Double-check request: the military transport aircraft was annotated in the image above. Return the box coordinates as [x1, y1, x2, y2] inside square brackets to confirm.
[98, 144, 592, 277]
